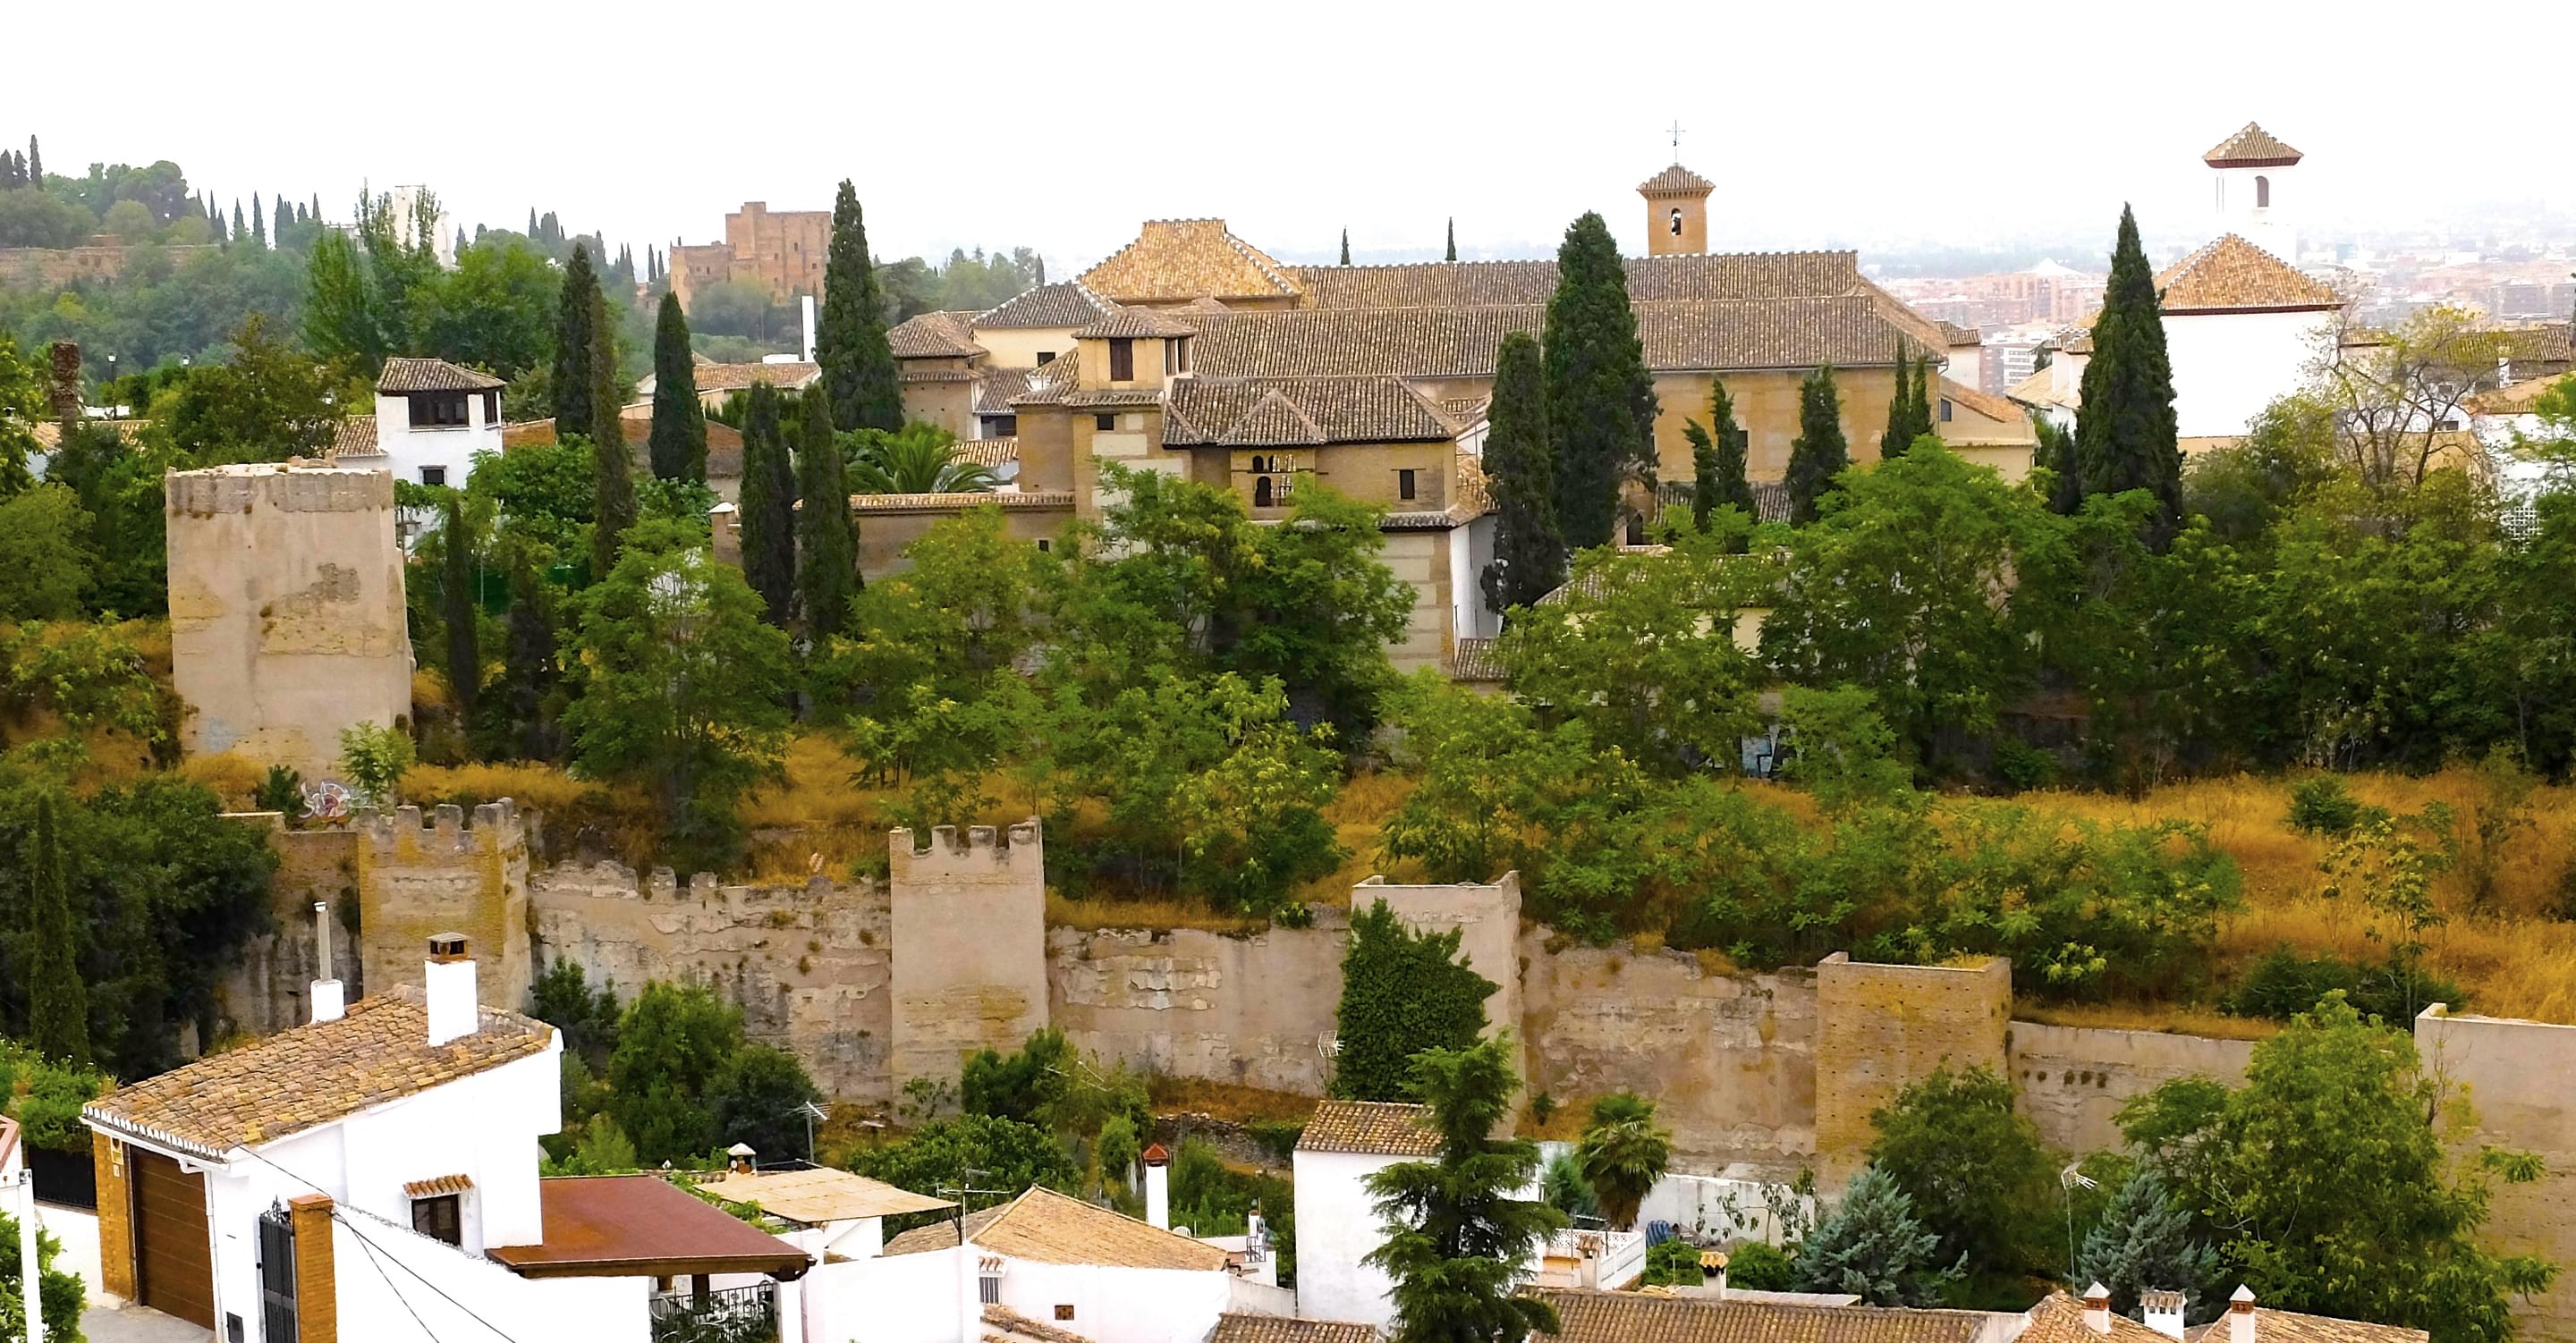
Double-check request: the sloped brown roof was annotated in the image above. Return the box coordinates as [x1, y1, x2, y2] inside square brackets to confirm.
[1164, 377, 1457, 448]
[978, 282, 1114, 330]
[976, 367, 1037, 416]
[488, 1176, 810, 1279]
[2498, 322, 2572, 378]
[1080, 219, 1302, 305]
[1936, 376, 2025, 427]
[888, 1187, 1231, 1271]
[1208, 1315, 1377, 1343]
[696, 1167, 955, 1225]
[1009, 362, 1080, 407]
[890, 310, 986, 359]
[503, 417, 744, 477]
[2156, 234, 2341, 312]
[2181, 1309, 2425, 1343]
[1287, 251, 1863, 309]
[26, 418, 149, 450]
[696, 361, 820, 393]
[1639, 163, 1717, 195]
[1077, 307, 1200, 339]
[84, 988, 552, 1159]
[1532, 1287, 1991, 1343]
[1189, 296, 1920, 379]
[1297, 1100, 1439, 1156]
[378, 357, 504, 393]
[2006, 365, 2079, 413]
[1445, 637, 1504, 682]
[329, 416, 380, 457]
[886, 1203, 1009, 1256]
[2022, 1296, 2186, 1343]
[957, 436, 1021, 468]
[2203, 122, 2304, 167]
[1938, 320, 1983, 346]
[850, 490, 1072, 512]
[986, 1305, 1098, 1343]
[404, 1173, 473, 1197]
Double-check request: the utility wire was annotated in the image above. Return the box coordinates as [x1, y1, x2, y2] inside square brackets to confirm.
[240, 1147, 532, 1343]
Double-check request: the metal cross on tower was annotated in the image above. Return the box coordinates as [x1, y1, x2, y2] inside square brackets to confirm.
[1668, 120, 1686, 157]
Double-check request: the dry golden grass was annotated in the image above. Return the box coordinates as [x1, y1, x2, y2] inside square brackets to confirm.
[2014, 1001, 2280, 1041]
[1046, 891, 1267, 935]
[1147, 1077, 1318, 1125]
[179, 753, 267, 812]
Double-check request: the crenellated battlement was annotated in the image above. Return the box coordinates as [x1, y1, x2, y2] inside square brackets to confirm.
[165, 461, 394, 518]
[356, 798, 525, 856]
[889, 817, 1042, 886]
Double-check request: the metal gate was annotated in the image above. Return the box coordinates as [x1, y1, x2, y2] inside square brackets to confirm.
[258, 1204, 299, 1343]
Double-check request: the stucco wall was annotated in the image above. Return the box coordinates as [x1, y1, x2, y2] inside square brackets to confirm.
[2416, 1008, 2576, 1343]
[1049, 916, 1348, 1097]
[1814, 954, 2012, 1181]
[2165, 308, 2335, 441]
[1292, 1147, 1402, 1327]
[890, 822, 1049, 1093]
[2007, 1022, 2255, 1155]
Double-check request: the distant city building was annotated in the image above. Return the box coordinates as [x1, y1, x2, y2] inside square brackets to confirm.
[389, 184, 458, 268]
[670, 201, 831, 309]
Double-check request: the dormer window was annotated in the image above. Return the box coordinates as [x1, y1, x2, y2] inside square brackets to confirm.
[1108, 338, 1135, 382]
[1169, 336, 1191, 375]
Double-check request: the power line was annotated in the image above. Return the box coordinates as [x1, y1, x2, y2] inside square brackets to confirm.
[239, 1147, 533, 1343]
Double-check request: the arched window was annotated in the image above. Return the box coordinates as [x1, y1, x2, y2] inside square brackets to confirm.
[1624, 512, 1646, 545]
[2255, 175, 2270, 208]
[1253, 476, 1274, 509]
[1668, 207, 1683, 236]
[1249, 454, 1267, 474]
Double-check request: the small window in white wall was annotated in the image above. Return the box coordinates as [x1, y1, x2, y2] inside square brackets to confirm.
[1938, 399, 1953, 424]
[2255, 175, 2270, 208]
[420, 465, 448, 487]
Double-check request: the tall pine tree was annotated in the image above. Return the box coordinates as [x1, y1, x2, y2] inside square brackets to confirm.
[1784, 364, 1848, 525]
[2034, 416, 2082, 513]
[1445, 218, 1456, 263]
[1478, 331, 1566, 612]
[588, 286, 636, 579]
[648, 291, 708, 482]
[25, 791, 89, 1066]
[250, 195, 266, 249]
[793, 384, 857, 639]
[443, 494, 479, 716]
[1341, 229, 1352, 266]
[1699, 377, 1754, 519]
[1880, 347, 1917, 460]
[818, 180, 901, 432]
[554, 244, 600, 432]
[500, 551, 561, 760]
[1542, 212, 1658, 549]
[2075, 206, 2182, 542]
[737, 384, 798, 624]
[231, 199, 247, 244]
[25, 135, 39, 184]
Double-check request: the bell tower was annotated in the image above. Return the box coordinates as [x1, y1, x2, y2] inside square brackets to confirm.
[2203, 121, 2303, 260]
[1639, 162, 1715, 257]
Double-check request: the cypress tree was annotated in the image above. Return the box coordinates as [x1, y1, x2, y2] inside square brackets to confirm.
[1702, 377, 1754, 519]
[499, 550, 561, 759]
[793, 384, 858, 639]
[250, 195, 267, 249]
[2034, 416, 2082, 514]
[528, 207, 540, 237]
[275, 193, 291, 241]
[738, 384, 798, 624]
[1880, 347, 1916, 460]
[2074, 205, 2182, 542]
[443, 494, 480, 716]
[648, 292, 707, 481]
[1478, 331, 1566, 612]
[554, 244, 599, 431]
[209, 197, 228, 242]
[818, 180, 901, 432]
[1445, 218, 1457, 263]
[588, 286, 635, 579]
[1784, 365, 1848, 524]
[1340, 229, 1352, 266]
[25, 791, 89, 1066]
[1910, 353, 1936, 445]
[26, 135, 39, 184]
[309, 192, 321, 224]
[231, 199, 247, 242]
[1542, 211, 1658, 549]
[1686, 421, 1720, 534]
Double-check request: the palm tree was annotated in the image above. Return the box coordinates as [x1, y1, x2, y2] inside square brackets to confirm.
[1574, 1090, 1672, 1230]
[844, 423, 999, 494]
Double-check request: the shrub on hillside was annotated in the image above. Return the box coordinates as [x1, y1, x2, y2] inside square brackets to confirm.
[2224, 945, 2464, 1024]
[2287, 775, 2377, 836]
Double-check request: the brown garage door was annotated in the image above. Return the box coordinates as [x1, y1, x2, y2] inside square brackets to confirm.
[131, 1149, 216, 1329]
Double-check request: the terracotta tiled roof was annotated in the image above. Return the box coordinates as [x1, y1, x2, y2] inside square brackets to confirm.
[1189, 297, 1925, 379]
[976, 368, 1036, 416]
[2203, 122, 2304, 167]
[849, 490, 1072, 512]
[1288, 251, 1863, 309]
[986, 1305, 1098, 1343]
[403, 1173, 474, 1197]
[1445, 637, 1504, 682]
[1077, 307, 1200, 339]
[889, 310, 986, 359]
[329, 416, 380, 457]
[1531, 1287, 1991, 1343]
[978, 282, 1114, 330]
[1938, 320, 1982, 346]
[1063, 388, 1165, 408]
[2021, 1295, 2173, 1343]
[1080, 219, 1302, 305]
[1208, 1314, 1377, 1343]
[1936, 376, 2024, 426]
[501, 418, 745, 477]
[2007, 365, 2079, 413]
[888, 1187, 1231, 1271]
[2156, 234, 2342, 312]
[957, 437, 1021, 468]
[1638, 163, 1717, 195]
[886, 1203, 1010, 1255]
[27, 418, 149, 450]
[1164, 376, 1457, 448]
[2181, 1308, 2425, 1343]
[695, 361, 820, 393]
[1010, 362, 1080, 407]
[378, 357, 504, 393]
[2498, 322, 2572, 379]
[696, 1167, 955, 1225]
[84, 988, 552, 1159]
[1297, 1100, 1439, 1156]
[1170, 296, 1234, 315]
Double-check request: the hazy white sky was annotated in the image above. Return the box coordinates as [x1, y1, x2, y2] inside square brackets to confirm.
[16, 0, 2576, 272]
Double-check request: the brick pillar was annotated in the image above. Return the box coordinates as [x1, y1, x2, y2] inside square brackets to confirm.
[93, 1131, 134, 1300]
[289, 1194, 338, 1343]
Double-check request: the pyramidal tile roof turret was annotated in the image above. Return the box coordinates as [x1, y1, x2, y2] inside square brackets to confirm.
[1638, 163, 1716, 196]
[2203, 122, 2303, 167]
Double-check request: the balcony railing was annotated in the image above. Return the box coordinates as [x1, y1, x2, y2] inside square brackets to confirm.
[649, 1283, 778, 1343]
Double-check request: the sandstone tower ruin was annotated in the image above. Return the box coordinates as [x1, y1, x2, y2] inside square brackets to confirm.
[890, 820, 1047, 1093]
[166, 461, 413, 782]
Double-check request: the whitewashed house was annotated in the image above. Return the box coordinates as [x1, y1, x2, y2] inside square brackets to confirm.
[354, 357, 506, 490]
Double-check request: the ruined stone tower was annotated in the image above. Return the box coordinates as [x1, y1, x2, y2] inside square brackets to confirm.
[356, 801, 532, 1013]
[166, 461, 413, 783]
[890, 819, 1047, 1094]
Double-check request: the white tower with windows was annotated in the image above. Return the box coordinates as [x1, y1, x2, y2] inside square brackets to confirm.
[2205, 122, 2302, 261]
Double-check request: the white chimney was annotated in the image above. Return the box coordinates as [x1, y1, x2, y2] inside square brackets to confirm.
[1711, 1250, 1729, 1301]
[801, 295, 818, 365]
[1142, 1143, 1171, 1231]
[2143, 1290, 2187, 1339]
[2083, 1283, 2113, 1336]
[2229, 1286, 2258, 1343]
[424, 933, 479, 1046]
[309, 901, 345, 1025]
[1246, 1206, 1267, 1257]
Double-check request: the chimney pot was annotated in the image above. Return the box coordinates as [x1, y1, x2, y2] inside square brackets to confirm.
[2083, 1282, 2113, 1337]
[1143, 1144, 1171, 1232]
[1710, 1249, 1728, 1301]
[2143, 1290, 2188, 1340]
[309, 900, 346, 1024]
[424, 933, 479, 1045]
[2229, 1286, 2257, 1343]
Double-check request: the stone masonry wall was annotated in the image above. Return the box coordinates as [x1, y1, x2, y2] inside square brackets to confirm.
[2007, 1022, 2256, 1156]
[1814, 953, 2013, 1182]
[356, 802, 530, 1014]
[216, 821, 364, 1038]
[528, 865, 894, 1101]
[1049, 916, 1349, 1097]
[889, 821, 1048, 1094]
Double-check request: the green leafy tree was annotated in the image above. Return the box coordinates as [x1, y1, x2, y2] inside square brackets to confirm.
[1574, 1092, 1671, 1231]
[794, 384, 858, 639]
[736, 384, 797, 624]
[1796, 1165, 1958, 1306]
[1543, 211, 1657, 548]
[2034, 416, 2081, 514]
[1543, 1152, 1599, 1221]
[709, 1044, 824, 1161]
[24, 793, 91, 1065]
[1331, 899, 1497, 1102]
[1644, 1238, 1704, 1287]
[553, 243, 600, 431]
[561, 519, 794, 866]
[586, 289, 635, 579]
[648, 291, 708, 482]
[0, 485, 97, 621]
[1172, 679, 1347, 916]
[155, 316, 342, 464]
[605, 981, 741, 1164]
[819, 180, 902, 431]
[1479, 331, 1566, 612]
[0, 1200, 85, 1343]
[850, 1113, 1081, 1215]
[1363, 1035, 1566, 1343]
[469, 442, 593, 555]
[1784, 365, 1848, 524]
[337, 722, 415, 808]
[2118, 995, 2555, 1343]
[441, 494, 480, 716]
[1866, 1066, 2055, 1280]
[2075, 207, 2182, 542]
[962, 1027, 1075, 1128]
[530, 958, 622, 1068]
[492, 549, 563, 760]
[2077, 1168, 2222, 1319]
